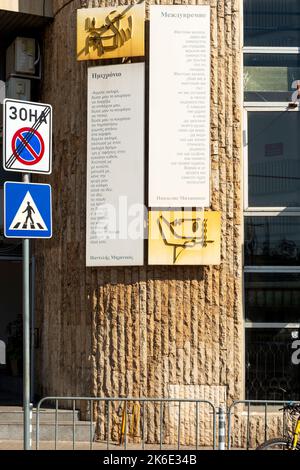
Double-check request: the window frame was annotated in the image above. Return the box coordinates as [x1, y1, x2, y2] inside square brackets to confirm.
[244, 107, 300, 331]
[243, 49, 300, 103]
[244, 104, 300, 212]
[243, 0, 300, 50]
[244, 47, 300, 54]
[243, 27, 300, 400]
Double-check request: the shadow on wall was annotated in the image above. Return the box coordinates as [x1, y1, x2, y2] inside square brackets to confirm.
[18, 0, 53, 17]
[92, 266, 206, 286]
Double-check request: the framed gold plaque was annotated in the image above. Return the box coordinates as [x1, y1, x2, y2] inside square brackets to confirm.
[77, 2, 145, 61]
[148, 211, 221, 266]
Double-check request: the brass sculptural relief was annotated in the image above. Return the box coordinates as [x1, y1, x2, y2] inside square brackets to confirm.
[77, 2, 145, 60]
[148, 211, 221, 265]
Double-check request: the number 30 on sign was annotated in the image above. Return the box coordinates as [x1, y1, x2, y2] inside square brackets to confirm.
[3, 98, 52, 175]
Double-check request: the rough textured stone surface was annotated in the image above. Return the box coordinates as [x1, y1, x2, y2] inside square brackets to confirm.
[34, 0, 247, 446]
[229, 407, 294, 449]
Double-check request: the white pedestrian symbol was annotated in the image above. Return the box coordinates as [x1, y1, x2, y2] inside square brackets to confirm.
[9, 191, 48, 231]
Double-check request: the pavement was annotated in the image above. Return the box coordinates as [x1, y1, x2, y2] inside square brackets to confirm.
[0, 441, 214, 451]
[0, 441, 107, 450]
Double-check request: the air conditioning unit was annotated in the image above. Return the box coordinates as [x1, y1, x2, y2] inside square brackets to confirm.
[6, 37, 37, 79]
[6, 77, 31, 101]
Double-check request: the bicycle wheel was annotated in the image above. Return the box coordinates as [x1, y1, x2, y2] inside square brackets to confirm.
[256, 437, 291, 450]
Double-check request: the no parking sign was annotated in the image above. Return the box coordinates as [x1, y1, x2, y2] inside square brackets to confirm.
[3, 98, 52, 174]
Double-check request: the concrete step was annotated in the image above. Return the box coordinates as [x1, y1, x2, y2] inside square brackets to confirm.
[0, 407, 95, 441]
[0, 422, 96, 442]
[0, 407, 81, 423]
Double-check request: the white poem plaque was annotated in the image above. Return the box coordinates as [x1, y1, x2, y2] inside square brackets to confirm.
[86, 63, 145, 267]
[149, 6, 210, 208]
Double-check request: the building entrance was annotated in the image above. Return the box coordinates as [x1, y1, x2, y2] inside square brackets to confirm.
[0, 260, 22, 405]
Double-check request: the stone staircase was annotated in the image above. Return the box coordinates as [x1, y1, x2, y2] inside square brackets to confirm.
[0, 407, 96, 442]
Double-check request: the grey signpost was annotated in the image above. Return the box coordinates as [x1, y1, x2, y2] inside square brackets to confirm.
[3, 99, 52, 450]
[23, 173, 31, 450]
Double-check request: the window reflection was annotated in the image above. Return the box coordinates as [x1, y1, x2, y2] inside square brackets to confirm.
[248, 112, 300, 207]
[244, 0, 300, 47]
[245, 273, 300, 323]
[244, 54, 300, 102]
[246, 328, 300, 400]
[245, 217, 300, 265]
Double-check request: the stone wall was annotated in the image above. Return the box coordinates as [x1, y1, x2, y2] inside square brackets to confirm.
[34, 0, 244, 444]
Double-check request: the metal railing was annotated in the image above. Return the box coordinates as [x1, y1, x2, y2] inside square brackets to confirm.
[36, 397, 217, 450]
[32, 397, 300, 450]
[227, 399, 294, 450]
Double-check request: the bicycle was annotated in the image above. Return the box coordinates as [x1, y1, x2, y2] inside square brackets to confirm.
[257, 403, 300, 450]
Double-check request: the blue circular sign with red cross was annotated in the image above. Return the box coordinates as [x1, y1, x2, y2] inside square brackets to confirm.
[12, 127, 45, 166]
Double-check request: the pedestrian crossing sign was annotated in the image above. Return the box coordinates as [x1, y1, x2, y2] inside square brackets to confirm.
[4, 182, 52, 239]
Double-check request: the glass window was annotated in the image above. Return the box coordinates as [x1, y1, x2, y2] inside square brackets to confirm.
[244, 54, 300, 102]
[244, 1, 300, 402]
[245, 273, 300, 323]
[246, 328, 300, 400]
[244, 0, 300, 47]
[245, 216, 300, 265]
[248, 111, 300, 207]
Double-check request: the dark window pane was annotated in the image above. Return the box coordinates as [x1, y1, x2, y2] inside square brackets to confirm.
[244, 0, 300, 47]
[245, 216, 300, 265]
[0, 186, 22, 257]
[246, 328, 300, 400]
[248, 112, 300, 207]
[244, 54, 300, 102]
[245, 273, 300, 323]
[0, 150, 22, 257]
[0, 153, 21, 185]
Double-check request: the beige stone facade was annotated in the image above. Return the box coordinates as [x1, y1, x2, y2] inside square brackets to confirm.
[34, 0, 245, 446]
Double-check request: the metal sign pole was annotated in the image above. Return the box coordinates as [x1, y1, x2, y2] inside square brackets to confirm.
[3, 99, 52, 450]
[23, 172, 31, 450]
[3, 99, 53, 450]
